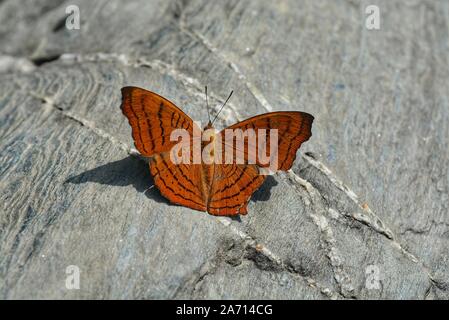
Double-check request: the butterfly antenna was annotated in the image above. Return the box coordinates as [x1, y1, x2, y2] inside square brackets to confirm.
[205, 86, 211, 124]
[211, 90, 233, 125]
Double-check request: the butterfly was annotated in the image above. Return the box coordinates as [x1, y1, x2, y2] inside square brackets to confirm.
[121, 86, 314, 216]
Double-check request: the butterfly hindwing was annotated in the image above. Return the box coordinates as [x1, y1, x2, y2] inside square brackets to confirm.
[207, 163, 266, 215]
[150, 153, 207, 211]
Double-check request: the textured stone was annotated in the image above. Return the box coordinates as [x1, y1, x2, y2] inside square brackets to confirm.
[0, 0, 447, 299]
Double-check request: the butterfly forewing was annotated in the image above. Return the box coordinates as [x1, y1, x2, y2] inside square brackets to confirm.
[121, 86, 198, 157]
[219, 112, 314, 171]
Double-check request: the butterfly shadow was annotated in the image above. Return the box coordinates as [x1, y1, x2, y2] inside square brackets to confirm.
[65, 156, 279, 216]
[251, 175, 278, 203]
[65, 156, 170, 205]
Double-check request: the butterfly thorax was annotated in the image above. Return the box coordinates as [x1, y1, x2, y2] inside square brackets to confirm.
[200, 123, 217, 154]
[200, 122, 218, 202]
[203, 121, 213, 131]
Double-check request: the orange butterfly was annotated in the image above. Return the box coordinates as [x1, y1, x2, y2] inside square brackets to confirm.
[121, 86, 314, 216]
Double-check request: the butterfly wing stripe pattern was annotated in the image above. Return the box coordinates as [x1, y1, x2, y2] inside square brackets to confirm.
[121, 86, 196, 157]
[207, 164, 265, 215]
[220, 111, 314, 170]
[121, 87, 314, 216]
[150, 153, 206, 211]
[207, 111, 313, 215]
[121, 86, 207, 211]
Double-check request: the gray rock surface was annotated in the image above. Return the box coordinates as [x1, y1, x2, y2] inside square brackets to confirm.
[0, 0, 447, 299]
